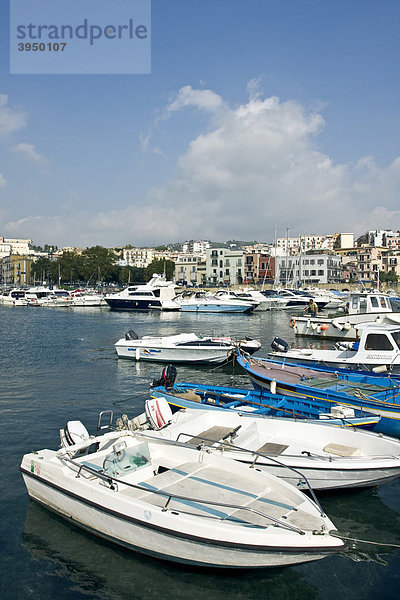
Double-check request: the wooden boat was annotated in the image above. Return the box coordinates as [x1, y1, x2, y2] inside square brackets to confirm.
[236, 352, 400, 437]
[150, 374, 379, 430]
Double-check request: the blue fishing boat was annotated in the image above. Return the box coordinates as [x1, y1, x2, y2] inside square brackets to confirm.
[150, 377, 379, 430]
[236, 352, 400, 437]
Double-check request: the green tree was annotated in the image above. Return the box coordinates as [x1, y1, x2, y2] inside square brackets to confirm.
[145, 259, 175, 282]
[379, 270, 398, 284]
[80, 246, 118, 283]
[31, 257, 58, 284]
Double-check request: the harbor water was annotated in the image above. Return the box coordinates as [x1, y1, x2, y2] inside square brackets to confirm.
[1, 305, 400, 600]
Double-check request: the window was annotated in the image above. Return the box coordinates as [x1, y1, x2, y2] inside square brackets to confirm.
[370, 297, 379, 308]
[392, 332, 400, 350]
[380, 296, 388, 309]
[364, 334, 393, 351]
[318, 270, 324, 276]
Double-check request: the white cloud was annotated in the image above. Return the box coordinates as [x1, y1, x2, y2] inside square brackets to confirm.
[0, 95, 27, 137]
[166, 85, 224, 113]
[3, 86, 400, 246]
[12, 142, 46, 163]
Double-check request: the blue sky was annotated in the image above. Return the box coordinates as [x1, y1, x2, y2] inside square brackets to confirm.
[0, 0, 399, 247]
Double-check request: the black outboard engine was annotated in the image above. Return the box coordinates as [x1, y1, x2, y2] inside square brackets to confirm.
[151, 364, 177, 389]
[125, 329, 139, 340]
[271, 337, 289, 353]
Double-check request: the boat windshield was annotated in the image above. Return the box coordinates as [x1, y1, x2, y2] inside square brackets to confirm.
[364, 333, 394, 351]
[392, 331, 400, 350]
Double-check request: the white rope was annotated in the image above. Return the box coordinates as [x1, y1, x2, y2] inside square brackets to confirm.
[330, 531, 400, 548]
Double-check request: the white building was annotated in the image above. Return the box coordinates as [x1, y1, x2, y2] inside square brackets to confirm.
[182, 240, 210, 255]
[0, 237, 33, 260]
[206, 248, 245, 286]
[121, 248, 155, 268]
[276, 253, 343, 286]
[174, 254, 203, 286]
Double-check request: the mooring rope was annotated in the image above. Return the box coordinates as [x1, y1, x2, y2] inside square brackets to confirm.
[330, 531, 400, 548]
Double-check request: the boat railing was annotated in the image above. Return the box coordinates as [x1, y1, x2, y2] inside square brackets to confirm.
[173, 432, 325, 517]
[62, 456, 308, 536]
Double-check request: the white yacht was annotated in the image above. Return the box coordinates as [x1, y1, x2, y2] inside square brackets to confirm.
[104, 274, 180, 311]
[176, 291, 255, 313]
[0, 288, 28, 306]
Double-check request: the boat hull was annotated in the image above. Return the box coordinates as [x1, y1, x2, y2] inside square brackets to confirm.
[236, 355, 400, 437]
[115, 343, 232, 363]
[21, 453, 341, 568]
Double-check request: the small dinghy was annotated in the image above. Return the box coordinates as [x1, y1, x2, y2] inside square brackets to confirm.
[20, 413, 344, 568]
[124, 398, 400, 491]
[115, 330, 261, 363]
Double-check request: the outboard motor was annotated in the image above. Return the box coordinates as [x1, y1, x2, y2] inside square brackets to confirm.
[125, 329, 139, 340]
[271, 337, 289, 353]
[60, 420, 90, 449]
[151, 364, 177, 389]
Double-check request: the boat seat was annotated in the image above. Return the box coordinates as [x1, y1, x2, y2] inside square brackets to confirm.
[256, 442, 289, 456]
[323, 443, 361, 457]
[184, 426, 239, 446]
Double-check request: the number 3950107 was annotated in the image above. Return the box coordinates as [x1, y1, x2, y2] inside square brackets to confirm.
[18, 42, 67, 51]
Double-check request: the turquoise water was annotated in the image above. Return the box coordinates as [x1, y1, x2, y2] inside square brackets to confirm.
[1, 305, 400, 600]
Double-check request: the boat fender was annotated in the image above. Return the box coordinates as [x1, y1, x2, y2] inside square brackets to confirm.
[270, 379, 277, 394]
[317, 325, 322, 334]
[145, 397, 173, 430]
[320, 324, 328, 331]
[289, 318, 296, 328]
[343, 322, 351, 331]
[135, 347, 140, 361]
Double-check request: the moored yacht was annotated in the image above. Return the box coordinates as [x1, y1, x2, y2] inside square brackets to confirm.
[104, 274, 180, 311]
[0, 288, 28, 306]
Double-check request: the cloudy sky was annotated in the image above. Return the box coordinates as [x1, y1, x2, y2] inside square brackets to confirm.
[0, 0, 399, 248]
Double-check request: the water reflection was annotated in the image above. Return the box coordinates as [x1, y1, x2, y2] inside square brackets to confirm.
[22, 502, 320, 600]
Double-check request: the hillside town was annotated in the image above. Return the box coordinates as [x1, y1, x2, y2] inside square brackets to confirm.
[1, 229, 399, 289]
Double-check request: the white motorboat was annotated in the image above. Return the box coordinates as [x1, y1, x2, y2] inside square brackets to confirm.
[0, 288, 28, 306]
[26, 286, 73, 307]
[233, 288, 277, 311]
[121, 398, 400, 491]
[20, 413, 344, 568]
[115, 330, 261, 363]
[177, 291, 255, 313]
[71, 289, 107, 307]
[290, 291, 400, 340]
[270, 323, 400, 372]
[105, 275, 180, 311]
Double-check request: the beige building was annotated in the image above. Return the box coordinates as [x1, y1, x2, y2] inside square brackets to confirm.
[1, 254, 33, 285]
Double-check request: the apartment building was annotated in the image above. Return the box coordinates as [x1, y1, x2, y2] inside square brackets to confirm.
[206, 248, 244, 286]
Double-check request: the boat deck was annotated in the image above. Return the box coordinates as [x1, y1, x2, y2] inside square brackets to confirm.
[119, 461, 321, 529]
